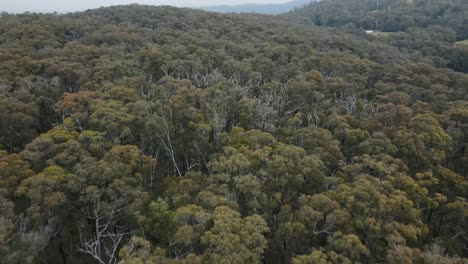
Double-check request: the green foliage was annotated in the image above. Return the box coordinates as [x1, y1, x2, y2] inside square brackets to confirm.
[0, 2, 467, 263]
[287, 0, 468, 72]
[201, 206, 269, 263]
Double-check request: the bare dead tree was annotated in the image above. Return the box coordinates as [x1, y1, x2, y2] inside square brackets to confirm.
[2, 214, 58, 263]
[157, 116, 182, 177]
[79, 195, 132, 264]
[303, 105, 321, 127]
[251, 82, 303, 131]
[252, 96, 277, 132]
[342, 94, 359, 115]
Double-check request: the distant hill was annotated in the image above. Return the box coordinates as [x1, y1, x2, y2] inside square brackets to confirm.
[284, 0, 468, 72]
[286, 0, 468, 40]
[200, 0, 313, 14]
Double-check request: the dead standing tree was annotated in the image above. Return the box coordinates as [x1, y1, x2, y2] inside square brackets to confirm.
[79, 193, 132, 264]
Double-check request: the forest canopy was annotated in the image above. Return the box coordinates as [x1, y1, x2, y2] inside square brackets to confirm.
[0, 1, 467, 263]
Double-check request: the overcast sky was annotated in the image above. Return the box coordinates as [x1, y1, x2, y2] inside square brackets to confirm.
[1, 0, 292, 13]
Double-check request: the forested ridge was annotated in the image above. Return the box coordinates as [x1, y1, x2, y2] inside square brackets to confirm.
[287, 0, 468, 72]
[0, 2, 467, 263]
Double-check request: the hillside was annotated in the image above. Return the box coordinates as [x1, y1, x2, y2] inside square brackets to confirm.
[0, 3, 467, 264]
[200, 0, 313, 14]
[286, 0, 468, 72]
[288, 0, 468, 37]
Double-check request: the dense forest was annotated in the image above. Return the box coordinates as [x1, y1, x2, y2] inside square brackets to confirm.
[0, 1, 467, 263]
[287, 0, 468, 72]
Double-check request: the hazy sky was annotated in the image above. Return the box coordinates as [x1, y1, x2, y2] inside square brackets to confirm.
[1, 0, 291, 13]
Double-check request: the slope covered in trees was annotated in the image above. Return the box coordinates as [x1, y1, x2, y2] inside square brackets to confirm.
[288, 0, 468, 37]
[0, 3, 467, 264]
[286, 0, 468, 72]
